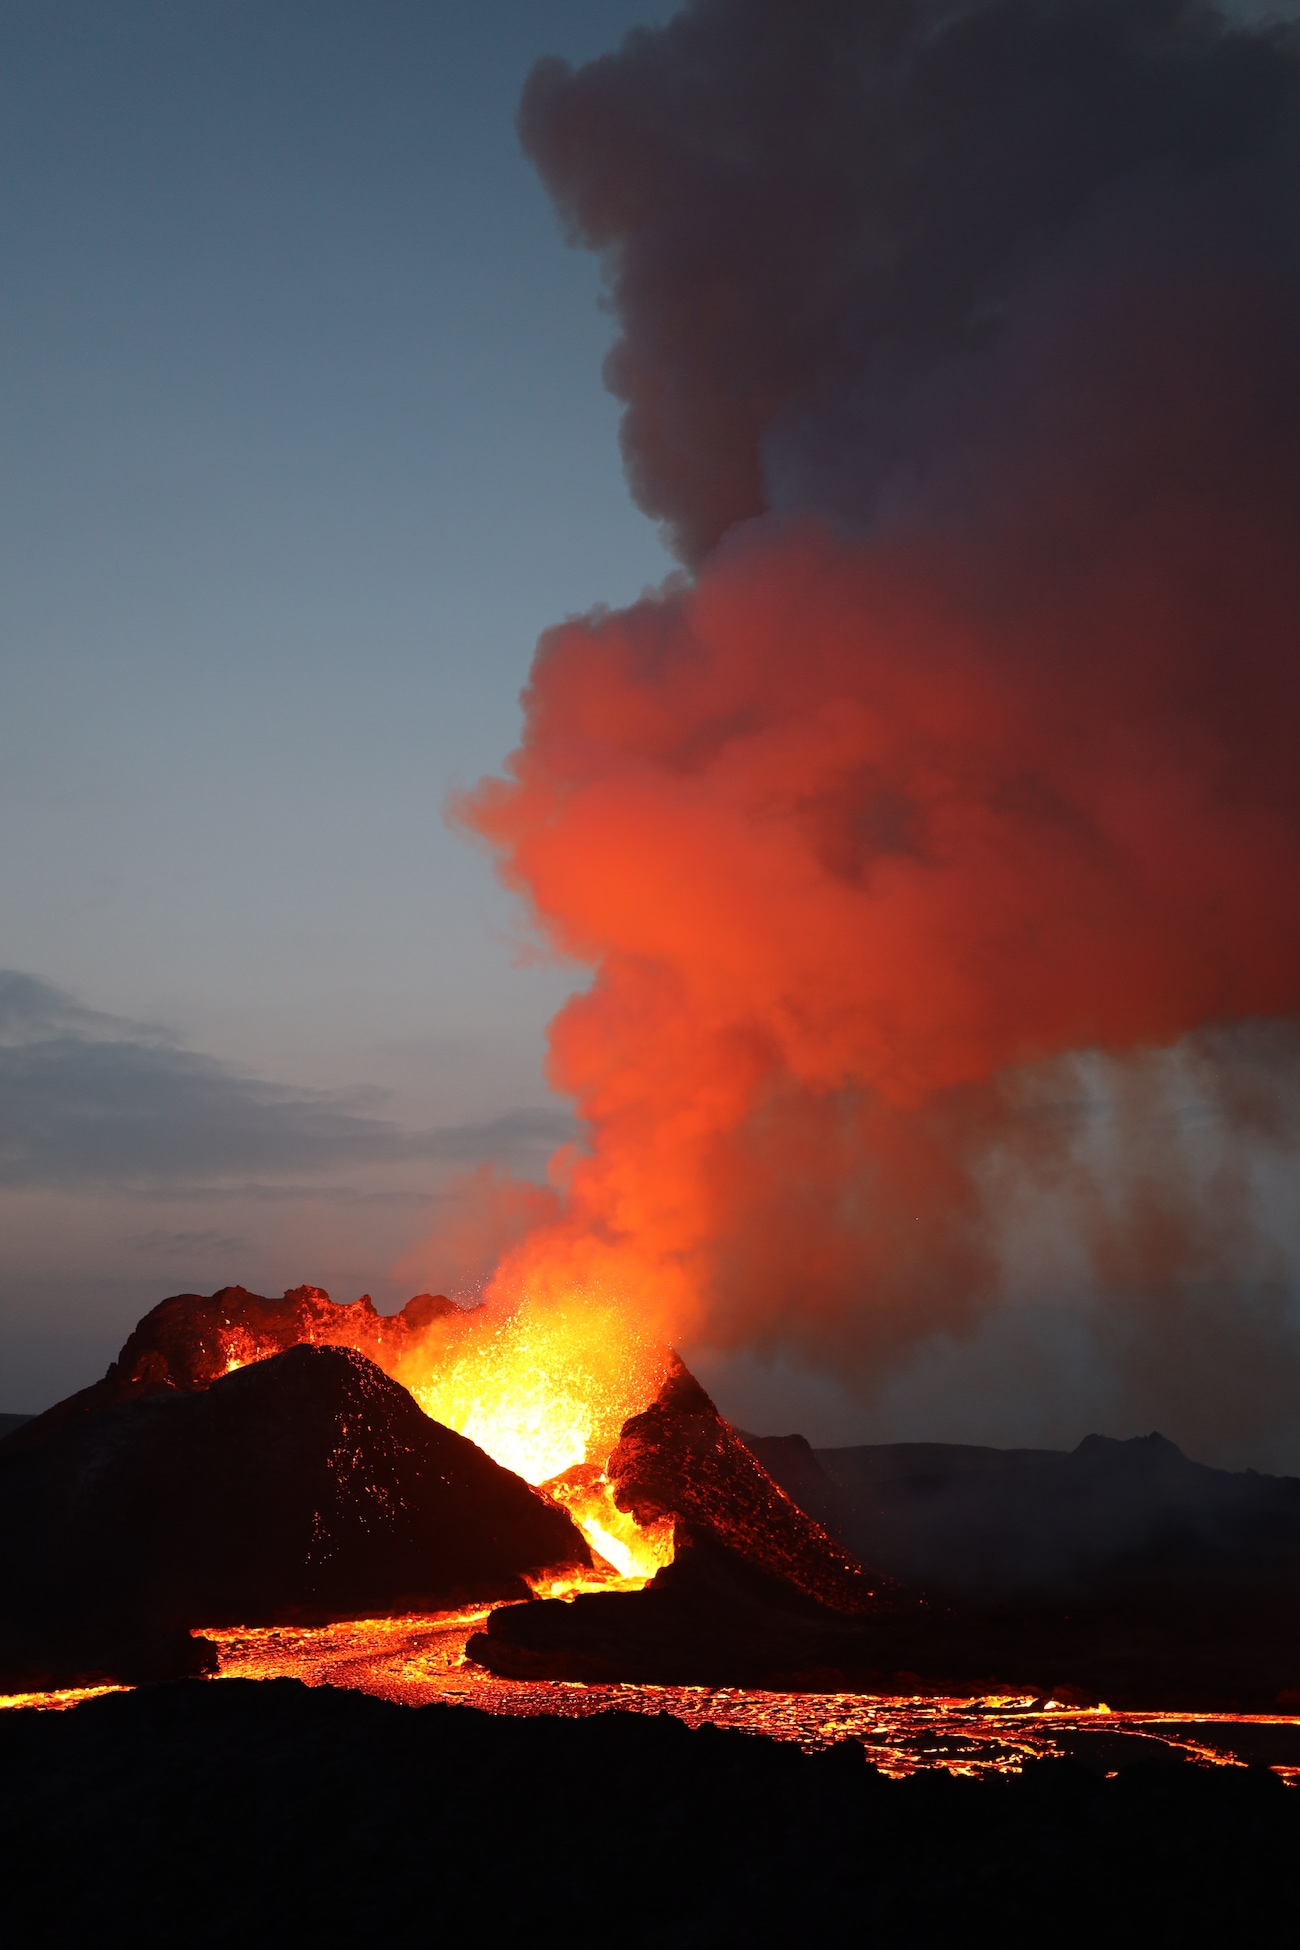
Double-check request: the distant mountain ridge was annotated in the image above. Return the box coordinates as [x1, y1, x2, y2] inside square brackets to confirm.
[740, 1430, 1300, 1603]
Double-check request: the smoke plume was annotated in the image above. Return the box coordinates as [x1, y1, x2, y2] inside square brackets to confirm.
[457, 0, 1300, 1449]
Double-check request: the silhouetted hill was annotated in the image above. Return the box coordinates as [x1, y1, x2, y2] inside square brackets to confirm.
[3, 1680, 1297, 1947]
[0, 1344, 588, 1691]
[741, 1431, 1300, 1603]
[474, 1363, 894, 1687]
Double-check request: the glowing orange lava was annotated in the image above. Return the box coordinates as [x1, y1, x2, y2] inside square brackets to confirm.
[539, 1462, 675, 1582]
[0, 1685, 126, 1714]
[9, 1623, 1300, 1786]
[218, 1326, 282, 1375]
[187, 1616, 1300, 1781]
[390, 1281, 675, 1581]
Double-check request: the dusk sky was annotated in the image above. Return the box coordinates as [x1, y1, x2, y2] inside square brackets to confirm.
[6, 0, 1300, 1469]
[1, 2, 676, 1408]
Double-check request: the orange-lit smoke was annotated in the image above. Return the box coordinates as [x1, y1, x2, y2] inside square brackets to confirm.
[446, 3, 1300, 1408]
[457, 463, 1300, 1369]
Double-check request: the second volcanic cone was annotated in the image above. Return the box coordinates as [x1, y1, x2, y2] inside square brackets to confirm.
[468, 1361, 897, 1687]
[608, 1357, 886, 1612]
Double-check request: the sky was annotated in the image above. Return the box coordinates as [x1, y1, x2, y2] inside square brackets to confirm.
[5, 1, 1300, 1472]
[0, 1, 679, 1408]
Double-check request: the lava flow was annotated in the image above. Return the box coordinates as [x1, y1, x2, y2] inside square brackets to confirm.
[8, 1611, 1300, 1785]
[185, 1612, 1300, 1783]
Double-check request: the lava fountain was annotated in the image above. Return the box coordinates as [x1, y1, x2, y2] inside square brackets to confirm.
[32, 1270, 682, 1588]
[390, 1275, 677, 1583]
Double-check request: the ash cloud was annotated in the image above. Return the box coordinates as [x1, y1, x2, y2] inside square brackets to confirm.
[462, 0, 1300, 1455]
[522, 0, 1300, 559]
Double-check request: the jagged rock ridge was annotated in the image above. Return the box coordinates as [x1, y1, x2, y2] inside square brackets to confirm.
[470, 1361, 895, 1688]
[11, 1284, 457, 1447]
[609, 1358, 886, 1613]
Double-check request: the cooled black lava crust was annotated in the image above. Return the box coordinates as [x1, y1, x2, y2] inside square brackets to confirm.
[1, 1678, 1295, 1947]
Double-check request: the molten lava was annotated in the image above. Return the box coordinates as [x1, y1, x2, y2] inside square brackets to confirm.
[390, 1285, 677, 1582]
[538, 1463, 675, 1583]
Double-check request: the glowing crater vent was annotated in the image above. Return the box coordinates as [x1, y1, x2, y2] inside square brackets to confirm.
[395, 1290, 675, 1580]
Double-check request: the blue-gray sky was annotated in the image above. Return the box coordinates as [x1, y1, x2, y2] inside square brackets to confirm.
[6, 0, 1300, 1476]
[0, 1, 678, 1406]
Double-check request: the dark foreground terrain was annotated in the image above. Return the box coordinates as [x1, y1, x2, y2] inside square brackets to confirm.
[2, 1680, 1296, 1948]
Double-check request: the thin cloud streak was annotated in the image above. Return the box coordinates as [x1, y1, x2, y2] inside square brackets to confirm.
[0, 971, 574, 1190]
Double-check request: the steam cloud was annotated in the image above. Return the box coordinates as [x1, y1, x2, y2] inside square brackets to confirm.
[459, 0, 1300, 1452]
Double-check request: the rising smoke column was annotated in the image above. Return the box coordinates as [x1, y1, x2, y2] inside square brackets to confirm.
[458, 0, 1300, 1424]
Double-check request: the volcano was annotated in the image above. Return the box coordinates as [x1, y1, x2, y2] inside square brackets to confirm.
[0, 1335, 590, 1691]
[0, 1285, 896, 1691]
[9, 1283, 1300, 1708]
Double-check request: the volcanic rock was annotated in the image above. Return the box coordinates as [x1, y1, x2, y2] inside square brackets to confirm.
[12, 1283, 456, 1443]
[608, 1358, 885, 1612]
[7, 1680, 1300, 1947]
[470, 1526, 1300, 1706]
[470, 1363, 895, 1688]
[473, 1379, 1300, 1705]
[0, 1344, 590, 1690]
[735, 1431, 847, 1534]
[469, 1526, 890, 1687]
